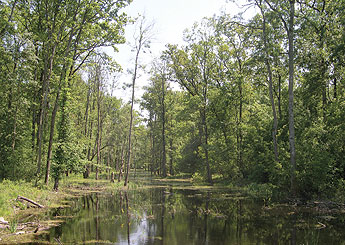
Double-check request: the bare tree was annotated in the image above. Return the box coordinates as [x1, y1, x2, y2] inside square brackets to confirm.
[124, 15, 154, 187]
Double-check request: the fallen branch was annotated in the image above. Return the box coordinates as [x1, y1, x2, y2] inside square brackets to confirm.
[17, 196, 44, 208]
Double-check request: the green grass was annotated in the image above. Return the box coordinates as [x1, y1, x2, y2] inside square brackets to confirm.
[0, 179, 52, 219]
[0, 173, 136, 221]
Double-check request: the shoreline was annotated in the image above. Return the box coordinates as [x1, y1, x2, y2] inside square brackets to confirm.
[0, 174, 126, 244]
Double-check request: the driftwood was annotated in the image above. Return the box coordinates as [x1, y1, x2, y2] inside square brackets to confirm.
[17, 196, 44, 208]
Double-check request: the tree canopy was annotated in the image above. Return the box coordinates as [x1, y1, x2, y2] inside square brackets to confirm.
[1, 0, 345, 200]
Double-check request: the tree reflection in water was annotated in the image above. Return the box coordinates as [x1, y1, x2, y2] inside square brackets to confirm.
[39, 186, 345, 244]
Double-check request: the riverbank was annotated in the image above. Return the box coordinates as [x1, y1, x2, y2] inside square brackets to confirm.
[0, 174, 133, 244]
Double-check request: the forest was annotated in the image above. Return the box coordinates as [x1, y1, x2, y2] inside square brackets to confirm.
[0, 0, 344, 201]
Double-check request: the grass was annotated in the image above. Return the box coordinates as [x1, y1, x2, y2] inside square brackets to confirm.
[0, 173, 135, 221]
[0, 172, 137, 243]
[0, 179, 53, 219]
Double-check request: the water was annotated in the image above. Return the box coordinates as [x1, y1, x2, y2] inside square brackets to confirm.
[34, 175, 345, 244]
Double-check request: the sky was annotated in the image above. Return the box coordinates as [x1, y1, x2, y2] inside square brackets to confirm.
[111, 0, 253, 103]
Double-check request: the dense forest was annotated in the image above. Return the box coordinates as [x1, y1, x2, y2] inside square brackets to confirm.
[0, 0, 344, 200]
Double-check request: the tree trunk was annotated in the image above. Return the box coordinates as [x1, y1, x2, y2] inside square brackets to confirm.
[201, 98, 212, 185]
[124, 69, 136, 186]
[53, 175, 59, 191]
[259, 3, 279, 162]
[118, 141, 125, 182]
[96, 72, 101, 180]
[36, 37, 58, 181]
[169, 138, 174, 176]
[278, 73, 282, 119]
[84, 85, 91, 136]
[45, 89, 60, 185]
[288, 0, 297, 197]
[161, 76, 167, 177]
[124, 41, 141, 187]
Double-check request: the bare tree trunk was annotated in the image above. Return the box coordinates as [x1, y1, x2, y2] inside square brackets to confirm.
[124, 60, 136, 186]
[124, 16, 153, 186]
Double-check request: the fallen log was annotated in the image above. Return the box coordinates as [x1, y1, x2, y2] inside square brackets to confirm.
[17, 196, 44, 208]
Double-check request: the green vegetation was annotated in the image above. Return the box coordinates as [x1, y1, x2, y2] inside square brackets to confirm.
[0, 173, 137, 221]
[141, 0, 345, 201]
[0, 0, 344, 217]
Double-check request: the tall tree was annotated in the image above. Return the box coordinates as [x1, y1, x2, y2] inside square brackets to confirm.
[124, 15, 153, 186]
[167, 20, 218, 184]
[264, 0, 297, 196]
[255, 0, 279, 162]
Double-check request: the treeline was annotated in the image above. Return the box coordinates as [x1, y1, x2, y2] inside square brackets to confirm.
[0, 0, 142, 189]
[140, 0, 345, 199]
[1, 0, 345, 200]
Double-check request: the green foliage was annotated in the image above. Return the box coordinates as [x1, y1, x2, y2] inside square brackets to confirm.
[247, 183, 279, 204]
[0, 0, 345, 202]
[191, 172, 204, 184]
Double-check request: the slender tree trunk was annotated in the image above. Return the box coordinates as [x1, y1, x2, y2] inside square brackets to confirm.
[169, 138, 174, 176]
[32, 105, 36, 152]
[96, 73, 101, 180]
[45, 89, 60, 185]
[36, 44, 56, 180]
[124, 16, 152, 185]
[85, 97, 94, 178]
[106, 152, 110, 179]
[278, 73, 282, 119]
[334, 77, 337, 99]
[149, 119, 154, 176]
[124, 67, 136, 186]
[259, 3, 279, 162]
[118, 141, 125, 182]
[288, 0, 297, 197]
[201, 93, 212, 185]
[124, 38, 142, 186]
[238, 77, 243, 172]
[11, 105, 18, 152]
[53, 174, 59, 191]
[84, 85, 91, 136]
[161, 77, 167, 177]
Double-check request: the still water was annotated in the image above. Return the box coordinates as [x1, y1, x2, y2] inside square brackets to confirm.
[35, 176, 345, 244]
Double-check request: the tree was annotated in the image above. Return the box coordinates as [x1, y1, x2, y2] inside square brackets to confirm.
[167, 20, 219, 184]
[124, 15, 153, 187]
[40, 0, 131, 184]
[263, 0, 297, 196]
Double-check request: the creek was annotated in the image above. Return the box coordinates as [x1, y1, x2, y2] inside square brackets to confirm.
[32, 173, 345, 244]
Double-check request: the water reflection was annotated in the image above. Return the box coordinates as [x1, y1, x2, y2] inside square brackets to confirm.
[37, 186, 345, 244]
